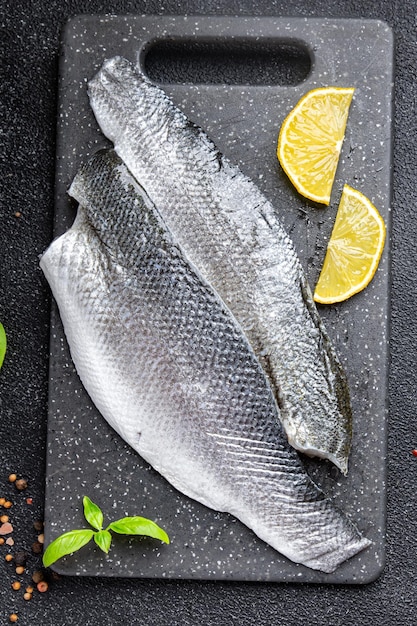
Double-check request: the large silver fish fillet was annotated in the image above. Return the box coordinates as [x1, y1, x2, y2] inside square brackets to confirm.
[88, 56, 353, 474]
[40, 150, 369, 572]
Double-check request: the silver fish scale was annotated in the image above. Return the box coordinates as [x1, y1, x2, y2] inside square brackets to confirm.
[40, 149, 370, 572]
[88, 56, 352, 474]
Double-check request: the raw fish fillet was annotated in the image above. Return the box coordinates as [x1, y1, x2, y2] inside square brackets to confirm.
[40, 149, 370, 572]
[88, 56, 352, 473]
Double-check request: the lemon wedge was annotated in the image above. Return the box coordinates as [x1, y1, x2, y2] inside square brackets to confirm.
[277, 86, 354, 204]
[313, 184, 386, 304]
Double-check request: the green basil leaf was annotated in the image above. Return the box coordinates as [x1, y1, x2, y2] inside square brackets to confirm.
[83, 495, 104, 531]
[94, 529, 112, 554]
[42, 529, 94, 567]
[0, 323, 6, 369]
[108, 516, 170, 544]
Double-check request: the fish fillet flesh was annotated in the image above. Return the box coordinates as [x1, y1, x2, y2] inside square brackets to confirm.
[88, 56, 353, 474]
[40, 149, 370, 572]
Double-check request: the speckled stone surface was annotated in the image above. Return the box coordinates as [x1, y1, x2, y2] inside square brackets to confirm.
[44, 15, 392, 583]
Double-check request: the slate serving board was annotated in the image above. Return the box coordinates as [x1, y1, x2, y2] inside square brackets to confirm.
[44, 15, 393, 583]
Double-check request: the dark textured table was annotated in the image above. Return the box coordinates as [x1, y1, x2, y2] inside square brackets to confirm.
[1, 1, 416, 624]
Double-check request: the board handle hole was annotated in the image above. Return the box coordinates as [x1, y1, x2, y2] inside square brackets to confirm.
[142, 38, 312, 86]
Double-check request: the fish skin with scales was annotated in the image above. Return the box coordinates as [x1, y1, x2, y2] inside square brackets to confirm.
[40, 149, 370, 573]
[88, 56, 353, 474]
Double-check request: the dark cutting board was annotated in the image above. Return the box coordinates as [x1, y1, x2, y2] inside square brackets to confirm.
[44, 15, 393, 583]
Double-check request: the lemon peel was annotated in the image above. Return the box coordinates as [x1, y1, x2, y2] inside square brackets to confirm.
[313, 184, 386, 304]
[277, 87, 354, 205]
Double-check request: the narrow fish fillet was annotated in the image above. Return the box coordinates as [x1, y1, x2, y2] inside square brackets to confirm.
[88, 56, 353, 474]
[40, 149, 370, 572]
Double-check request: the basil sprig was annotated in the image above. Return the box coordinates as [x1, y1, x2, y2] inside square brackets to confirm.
[43, 496, 170, 567]
[0, 322, 6, 369]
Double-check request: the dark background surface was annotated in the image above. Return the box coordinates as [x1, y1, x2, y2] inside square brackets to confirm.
[1, 1, 416, 624]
